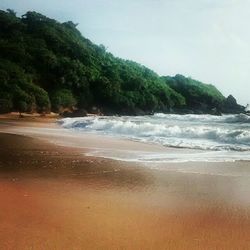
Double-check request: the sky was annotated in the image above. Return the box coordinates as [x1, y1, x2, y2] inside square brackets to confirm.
[1, 0, 250, 105]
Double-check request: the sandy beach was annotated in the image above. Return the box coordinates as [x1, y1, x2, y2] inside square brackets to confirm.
[1, 114, 250, 249]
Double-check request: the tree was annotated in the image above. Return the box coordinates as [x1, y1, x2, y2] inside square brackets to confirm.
[0, 97, 13, 113]
[50, 89, 76, 112]
[0, 9, 233, 115]
[6, 9, 16, 17]
[17, 100, 27, 117]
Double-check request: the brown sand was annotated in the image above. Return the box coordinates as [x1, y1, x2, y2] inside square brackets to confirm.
[1, 116, 250, 249]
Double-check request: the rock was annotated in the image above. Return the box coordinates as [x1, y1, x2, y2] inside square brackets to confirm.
[210, 108, 222, 116]
[225, 95, 237, 107]
[222, 95, 245, 114]
[172, 108, 194, 114]
[133, 108, 147, 116]
[89, 106, 102, 115]
[194, 110, 204, 115]
[114, 107, 153, 116]
[62, 109, 87, 117]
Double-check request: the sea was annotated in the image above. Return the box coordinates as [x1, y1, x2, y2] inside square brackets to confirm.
[59, 113, 250, 163]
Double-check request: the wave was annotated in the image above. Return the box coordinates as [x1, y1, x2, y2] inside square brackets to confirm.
[223, 113, 250, 123]
[85, 149, 250, 163]
[153, 113, 250, 123]
[59, 115, 250, 151]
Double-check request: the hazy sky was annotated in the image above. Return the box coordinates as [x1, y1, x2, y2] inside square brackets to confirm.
[1, 0, 250, 105]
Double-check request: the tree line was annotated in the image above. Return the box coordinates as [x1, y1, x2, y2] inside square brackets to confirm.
[0, 9, 242, 115]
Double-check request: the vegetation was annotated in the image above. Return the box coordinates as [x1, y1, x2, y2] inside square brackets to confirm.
[0, 9, 241, 115]
[162, 75, 225, 111]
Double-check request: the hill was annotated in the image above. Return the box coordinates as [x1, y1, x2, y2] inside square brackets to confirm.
[0, 9, 244, 115]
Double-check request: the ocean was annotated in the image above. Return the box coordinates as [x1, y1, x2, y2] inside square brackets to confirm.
[59, 113, 250, 163]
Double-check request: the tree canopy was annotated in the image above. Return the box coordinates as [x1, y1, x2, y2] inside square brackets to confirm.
[0, 9, 241, 115]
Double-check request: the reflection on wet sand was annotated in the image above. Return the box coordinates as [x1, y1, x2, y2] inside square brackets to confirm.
[1, 133, 250, 249]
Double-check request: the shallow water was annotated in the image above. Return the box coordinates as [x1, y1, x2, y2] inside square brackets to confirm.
[60, 113, 250, 162]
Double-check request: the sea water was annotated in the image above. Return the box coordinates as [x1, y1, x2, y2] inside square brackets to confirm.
[59, 113, 250, 163]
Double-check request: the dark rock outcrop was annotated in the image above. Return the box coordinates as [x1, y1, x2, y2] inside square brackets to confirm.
[62, 109, 87, 118]
[221, 95, 245, 114]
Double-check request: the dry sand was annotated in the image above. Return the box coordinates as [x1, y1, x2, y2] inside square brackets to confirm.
[1, 114, 250, 249]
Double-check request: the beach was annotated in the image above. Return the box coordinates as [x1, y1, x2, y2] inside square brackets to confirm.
[1, 114, 250, 249]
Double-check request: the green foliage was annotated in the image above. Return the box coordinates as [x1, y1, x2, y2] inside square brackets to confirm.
[17, 100, 28, 114]
[28, 85, 51, 112]
[50, 89, 76, 111]
[162, 75, 225, 110]
[0, 9, 227, 115]
[0, 94, 13, 113]
[0, 59, 50, 113]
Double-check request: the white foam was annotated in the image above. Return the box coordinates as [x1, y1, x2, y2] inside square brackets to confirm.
[84, 148, 250, 163]
[59, 114, 250, 162]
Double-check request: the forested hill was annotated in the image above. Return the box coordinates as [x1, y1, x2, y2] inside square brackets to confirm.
[0, 9, 244, 115]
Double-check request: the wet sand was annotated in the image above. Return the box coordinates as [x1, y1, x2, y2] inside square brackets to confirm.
[1, 116, 250, 249]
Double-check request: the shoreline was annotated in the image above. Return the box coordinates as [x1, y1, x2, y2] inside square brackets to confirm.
[2, 113, 250, 164]
[1, 116, 250, 249]
[1, 114, 250, 182]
